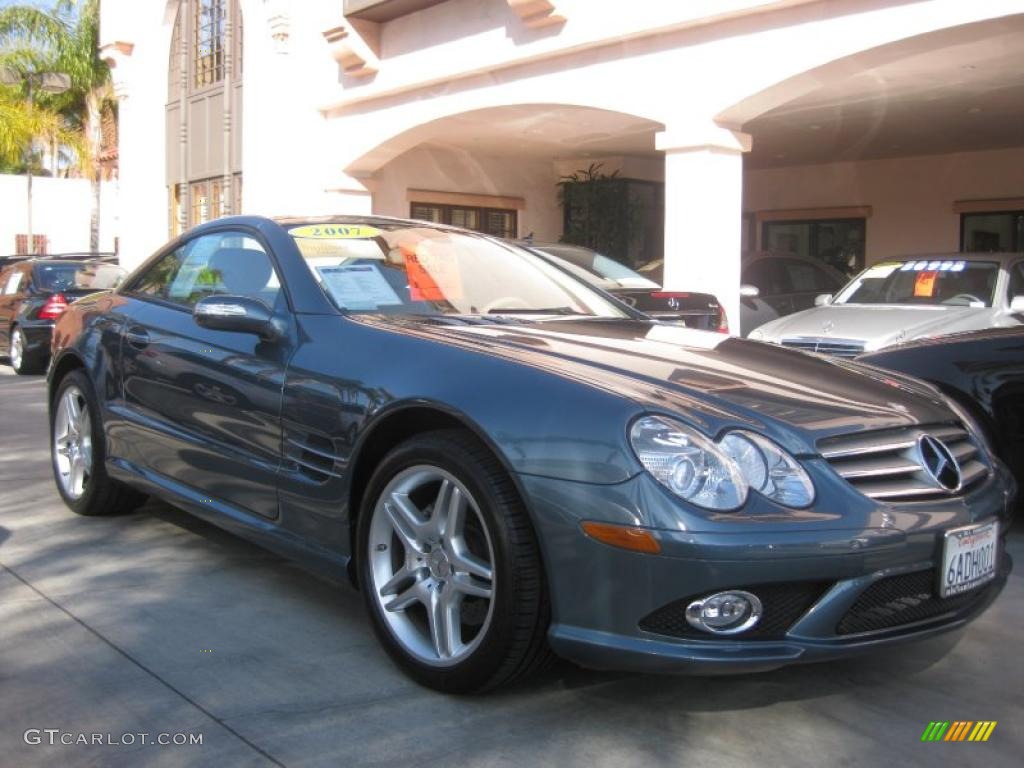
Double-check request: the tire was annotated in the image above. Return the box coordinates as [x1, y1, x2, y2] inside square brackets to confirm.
[10, 326, 44, 375]
[357, 429, 552, 693]
[50, 370, 148, 516]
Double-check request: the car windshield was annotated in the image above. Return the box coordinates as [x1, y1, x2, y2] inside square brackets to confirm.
[34, 262, 126, 291]
[834, 259, 1000, 307]
[288, 222, 629, 317]
[534, 245, 659, 289]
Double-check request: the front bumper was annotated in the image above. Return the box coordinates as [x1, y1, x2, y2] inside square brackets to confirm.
[519, 459, 1017, 674]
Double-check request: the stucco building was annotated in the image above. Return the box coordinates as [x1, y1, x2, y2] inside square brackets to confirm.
[99, 0, 1024, 325]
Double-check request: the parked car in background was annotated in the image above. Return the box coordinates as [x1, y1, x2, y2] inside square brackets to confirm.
[0, 258, 126, 374]
[858, 327, 1024, 495]
[741, 252, 847, 319]
[48, 215, 1014, 693]
[523, 243, 727, 331]
[0, 252, 118, 270]
[638, 252, 840, 335]
[749, 253, 1024, 357]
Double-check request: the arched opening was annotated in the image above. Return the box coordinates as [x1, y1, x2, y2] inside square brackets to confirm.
[716, 15, 1024, 278]
[347, 104, 666, 266]
[165, 0, 244, 238]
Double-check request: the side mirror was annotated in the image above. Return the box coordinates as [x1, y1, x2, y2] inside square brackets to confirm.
[1011, 295, 1024, 313]
[739, 284, 760, 298]
[193, 295, 284, 341]
[814, 293, 833, 307]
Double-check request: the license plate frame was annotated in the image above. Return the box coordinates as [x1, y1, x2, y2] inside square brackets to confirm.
[939, 519, 999, 599]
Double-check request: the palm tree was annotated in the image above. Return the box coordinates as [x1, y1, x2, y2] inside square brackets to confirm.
[0, 87, 84, 170]
[0, 0, 112, 250]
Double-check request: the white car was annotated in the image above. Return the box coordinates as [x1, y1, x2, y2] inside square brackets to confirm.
[749, 252, 1024, 357]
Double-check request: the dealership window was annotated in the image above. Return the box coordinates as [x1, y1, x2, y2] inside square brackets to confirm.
[961, 211, 1024, 252]
[410, 203, 517, 239]
[15, 234, 47, 255]
[194, 0, 226, 88]
[761, 218, 865, 277]
[189, 178, 225, 227]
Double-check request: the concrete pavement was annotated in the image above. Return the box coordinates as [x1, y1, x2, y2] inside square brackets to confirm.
[1, 368, 1022, 767]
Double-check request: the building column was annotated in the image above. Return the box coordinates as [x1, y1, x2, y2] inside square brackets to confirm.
[101, 41, 167, 270]
[656, 125, 751, 334]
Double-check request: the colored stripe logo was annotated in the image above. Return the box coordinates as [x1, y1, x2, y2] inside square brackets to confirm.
[921, 721, 997, 742]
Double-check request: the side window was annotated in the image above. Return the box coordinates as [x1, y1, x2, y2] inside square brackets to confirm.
[784, 260, 837, 292]
[3, 268, 25, 295]
[741, 259, 786, 294]
[784, 260, 823, 293]
[1009, 262, 1024, 302]
[130, 232, 281, 309]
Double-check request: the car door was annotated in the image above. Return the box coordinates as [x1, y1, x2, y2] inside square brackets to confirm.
[116, 229, 292, 519]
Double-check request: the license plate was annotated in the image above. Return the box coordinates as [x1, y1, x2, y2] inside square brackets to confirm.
[939, 520, 999, 598]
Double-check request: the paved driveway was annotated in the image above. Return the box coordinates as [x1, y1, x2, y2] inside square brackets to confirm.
[0, 369, 1021, 768]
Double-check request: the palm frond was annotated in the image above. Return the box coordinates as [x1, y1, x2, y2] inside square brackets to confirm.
[0, 92, 90, 173]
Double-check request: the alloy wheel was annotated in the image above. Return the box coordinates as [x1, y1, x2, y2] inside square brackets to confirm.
[367, 465, 496, 667]
[53, 386, 93, 500]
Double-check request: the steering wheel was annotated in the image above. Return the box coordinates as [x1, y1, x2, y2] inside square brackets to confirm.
[482, 296, 531, 314]
[943, 293, 983, 305]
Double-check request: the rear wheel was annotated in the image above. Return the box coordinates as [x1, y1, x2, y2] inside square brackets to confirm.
[358, 430, 551, 693]
[10, 326, 44, 375]
[51, 370, 147, 516]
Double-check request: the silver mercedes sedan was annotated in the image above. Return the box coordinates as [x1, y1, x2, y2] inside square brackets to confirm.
[749, 252, 1024, 357]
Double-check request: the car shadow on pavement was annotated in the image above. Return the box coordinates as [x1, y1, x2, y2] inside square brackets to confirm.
[132, 496, 964, 709]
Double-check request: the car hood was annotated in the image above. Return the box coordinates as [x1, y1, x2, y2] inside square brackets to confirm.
[751, 304, 992, 350]
[364, 315, 954, 453]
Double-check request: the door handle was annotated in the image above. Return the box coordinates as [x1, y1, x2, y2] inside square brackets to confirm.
[125, 326, 150, 349]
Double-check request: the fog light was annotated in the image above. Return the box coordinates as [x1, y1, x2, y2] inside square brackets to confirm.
[685, 590, 762, 635]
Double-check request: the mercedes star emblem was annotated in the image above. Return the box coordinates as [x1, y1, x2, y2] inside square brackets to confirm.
[917, 435, 962, 492]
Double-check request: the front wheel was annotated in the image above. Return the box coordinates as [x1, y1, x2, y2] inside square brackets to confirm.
[51, 370, 147, 516]
[358, 430, 551, 693]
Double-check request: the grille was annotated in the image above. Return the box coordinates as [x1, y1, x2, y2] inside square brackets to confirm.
[639, 582, 830, 640]
[836, 568, 997, 635]
[818, 422, 989, 502]
[780, 337, 865, 358]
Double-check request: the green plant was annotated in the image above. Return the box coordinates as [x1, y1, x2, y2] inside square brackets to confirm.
[557, 162, 640, 263]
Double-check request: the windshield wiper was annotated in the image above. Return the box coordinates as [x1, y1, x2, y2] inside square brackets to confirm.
[486, 306, 579, 315]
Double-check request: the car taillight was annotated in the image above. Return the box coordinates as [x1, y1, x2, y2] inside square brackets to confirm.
[717, 306, 729, 334]
[38, 292, 68, 320]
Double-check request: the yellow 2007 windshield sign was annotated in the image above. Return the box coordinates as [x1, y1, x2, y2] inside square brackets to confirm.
[289, 224, 381, 239]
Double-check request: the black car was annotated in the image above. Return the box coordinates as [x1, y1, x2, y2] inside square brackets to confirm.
[639, 253, 846, 334]
[0, 258, 126, 374]
[523, 243, 727, 332]
[858, 327, 1024, 493]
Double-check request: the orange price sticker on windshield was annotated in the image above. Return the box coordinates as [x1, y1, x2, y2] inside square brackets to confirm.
[914, 271, 938, 297]
[404, 252, 442, 301]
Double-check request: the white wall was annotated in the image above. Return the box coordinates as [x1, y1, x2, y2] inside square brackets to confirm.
[0, 175, 118, 255]
[743, 146, 1024, 263]
[372, 146, 563, 241]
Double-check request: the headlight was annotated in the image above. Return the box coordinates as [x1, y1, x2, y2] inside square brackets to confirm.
[630, 416, 815, 510]
[720, 431, 815, 507]
[630, 416, 747, 510]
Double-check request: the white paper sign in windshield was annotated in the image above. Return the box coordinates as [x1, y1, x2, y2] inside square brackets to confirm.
[317, 264, 402, 310]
